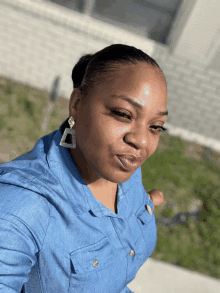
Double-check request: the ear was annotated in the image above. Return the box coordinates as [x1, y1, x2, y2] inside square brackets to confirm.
[69, 88, 81, 119]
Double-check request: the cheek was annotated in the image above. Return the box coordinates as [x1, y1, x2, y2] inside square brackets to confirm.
[95, 125, 116, 145]
[84, 119, 112, 148]
[88, 114, 118, 142]
[112, 125, 129, 137]
[74, 118, 91, 152]
[150, 139, 160, 156]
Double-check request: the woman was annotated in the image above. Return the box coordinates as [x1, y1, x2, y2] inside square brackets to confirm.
[0, 44, 167, 293]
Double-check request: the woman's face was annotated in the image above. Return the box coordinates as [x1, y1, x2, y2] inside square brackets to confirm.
[68, 63, 168, 187]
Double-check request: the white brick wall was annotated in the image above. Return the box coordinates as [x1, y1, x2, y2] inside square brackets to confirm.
[0, 0, 155, 97]
[172, 0, 220, 65]
[1, 0, 220, 153]
[153, 43, 220, 152]
[168, 0, 197, 52]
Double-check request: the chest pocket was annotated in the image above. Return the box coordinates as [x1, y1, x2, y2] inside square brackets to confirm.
[135, 197, 157, 258]
[68, 236, 114, 292]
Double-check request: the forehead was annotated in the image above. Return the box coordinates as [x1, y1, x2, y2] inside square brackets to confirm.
[108, 63, 166, 89]
[106, 64, 166, 98]
[87, 63, 167, 109]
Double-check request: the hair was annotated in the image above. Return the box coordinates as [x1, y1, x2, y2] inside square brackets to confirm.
[71, 44, 166, 100]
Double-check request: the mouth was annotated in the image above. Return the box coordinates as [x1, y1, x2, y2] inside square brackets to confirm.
[116, 155, 140, 172]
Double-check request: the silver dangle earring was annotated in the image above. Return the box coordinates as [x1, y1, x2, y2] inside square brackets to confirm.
[59, 116, 76, 149]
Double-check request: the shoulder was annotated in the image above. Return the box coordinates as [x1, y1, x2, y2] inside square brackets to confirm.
[0, 171, 51, 243]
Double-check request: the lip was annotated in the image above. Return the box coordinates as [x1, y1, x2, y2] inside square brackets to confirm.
[117, 155, 142, 172]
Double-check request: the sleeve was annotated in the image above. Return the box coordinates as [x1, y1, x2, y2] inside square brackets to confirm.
[0, 213, 39, 293]
[121, 286, 134, 293]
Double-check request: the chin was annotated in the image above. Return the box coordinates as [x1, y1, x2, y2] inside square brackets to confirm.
[96, 170, 133, 184]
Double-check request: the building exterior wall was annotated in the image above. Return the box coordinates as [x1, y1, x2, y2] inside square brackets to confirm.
[152, 43, 220, 151]
[0, 0, 155, 97]
[1, 0, 220, 152]
[208, 45, 220, 72]
[171, 0, 220, 65]
[168, 0, 197, 50]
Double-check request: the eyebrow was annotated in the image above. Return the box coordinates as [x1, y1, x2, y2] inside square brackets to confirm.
[110, 94, 169, 116]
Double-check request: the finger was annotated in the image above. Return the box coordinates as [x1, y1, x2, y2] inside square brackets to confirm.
[148, 190, 166, 206]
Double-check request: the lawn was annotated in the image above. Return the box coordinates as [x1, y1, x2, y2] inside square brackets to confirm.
[1, 76, 220, 279]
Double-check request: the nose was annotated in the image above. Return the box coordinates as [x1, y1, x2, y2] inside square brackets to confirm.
[124, 123, 150, 150]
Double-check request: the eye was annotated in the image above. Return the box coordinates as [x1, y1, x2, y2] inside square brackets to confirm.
[151, 125, 167, 133]
[111, 109, 167, 134]
[111, 109, 132, 120]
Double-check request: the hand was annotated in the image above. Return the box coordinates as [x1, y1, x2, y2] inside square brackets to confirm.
[148, 189, 166, 207]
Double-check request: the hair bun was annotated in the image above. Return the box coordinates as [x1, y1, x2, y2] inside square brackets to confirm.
[72, 54, 93, 88]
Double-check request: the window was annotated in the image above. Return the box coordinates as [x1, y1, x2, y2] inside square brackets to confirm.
[94, 0, 183, 45]
[46, 0, 84, 12]
[46, 0, 183, 45]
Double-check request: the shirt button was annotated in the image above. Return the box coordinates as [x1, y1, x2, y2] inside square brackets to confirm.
[92, 259, 99, 267]
[146, 205, 152, 215]
[129, 250, 135, 256]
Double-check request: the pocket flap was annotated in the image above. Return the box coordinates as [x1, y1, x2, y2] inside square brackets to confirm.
[136, 200, 154, 225]
[70, 237, 114, 274]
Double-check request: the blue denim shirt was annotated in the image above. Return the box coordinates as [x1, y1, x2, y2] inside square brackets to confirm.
[0, 118, 157, 293]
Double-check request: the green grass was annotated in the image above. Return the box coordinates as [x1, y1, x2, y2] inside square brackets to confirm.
[0, 76, 69, 159]
[1, 76, 220, 279]
[142, 142, 220, 279]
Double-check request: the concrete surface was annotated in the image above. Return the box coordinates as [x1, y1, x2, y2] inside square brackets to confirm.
[127, 257, 220, 293]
